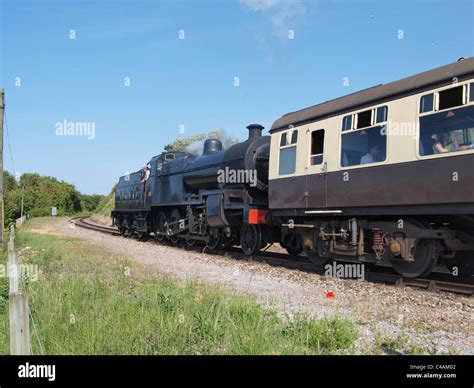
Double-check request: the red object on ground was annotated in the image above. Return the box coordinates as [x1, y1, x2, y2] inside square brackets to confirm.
[326, 291, 335, 298]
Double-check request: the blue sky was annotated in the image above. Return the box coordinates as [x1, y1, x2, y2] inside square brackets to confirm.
[1, 0, 473, 194]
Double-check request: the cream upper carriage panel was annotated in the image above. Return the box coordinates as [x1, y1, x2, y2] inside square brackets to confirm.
[269, 59, 474, 183]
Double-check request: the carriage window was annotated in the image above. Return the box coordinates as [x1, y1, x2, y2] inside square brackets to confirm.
[418, 104, 474, 157]
[279, 146, 297, 175]
[356, 109, 372, 129]
[341, 126, 387, 167]
[420, 94, 434, 113]
[470, 83, 474, 102]
[310, 129, 325, 165]
[439, 86, 463, 110]
[342, 115, 352, 131]
[376, 106, 388, 123]
[279, 130, 297, 175]
[291, 130, 298, 144]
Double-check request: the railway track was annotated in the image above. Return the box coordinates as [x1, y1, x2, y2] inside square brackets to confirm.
[70, 216, 474, 296]
[70, 216, 121, 235]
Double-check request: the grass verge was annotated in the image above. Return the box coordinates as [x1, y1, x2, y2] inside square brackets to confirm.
[0, 220, 358, 355]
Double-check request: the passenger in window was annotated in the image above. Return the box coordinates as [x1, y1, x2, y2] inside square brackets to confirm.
[432, 132, 454, 154]
[432, 132, 474, 154]
[360, 145, 379, 164]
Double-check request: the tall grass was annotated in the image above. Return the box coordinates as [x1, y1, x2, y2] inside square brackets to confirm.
[0, 225, 358, 355]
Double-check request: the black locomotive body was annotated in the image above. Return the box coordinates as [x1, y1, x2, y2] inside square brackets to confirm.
[112, 124, 272, 252]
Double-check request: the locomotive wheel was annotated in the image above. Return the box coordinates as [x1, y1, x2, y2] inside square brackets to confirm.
[169, 209, 182, 244]
[155, 212, 167, 242]
[118, 226, 126, 236]
[240, 224, 262, 256]
[391, 238, 437, 278]
[137, 231, 149, 242]
[206, 234, 222, 250]
[185, 233, 197, 247]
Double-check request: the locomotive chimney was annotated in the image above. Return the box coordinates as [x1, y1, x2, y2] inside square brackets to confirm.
[247, 124, 264, 140]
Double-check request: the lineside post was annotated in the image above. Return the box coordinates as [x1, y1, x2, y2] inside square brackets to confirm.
[0, 89, 4, 248]
[8, 225, 31, 355]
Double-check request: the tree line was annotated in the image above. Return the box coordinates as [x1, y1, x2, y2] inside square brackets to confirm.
[3, 171, 104, 225]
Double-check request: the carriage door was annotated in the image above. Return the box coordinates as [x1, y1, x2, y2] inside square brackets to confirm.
[305, 128, 327, 208]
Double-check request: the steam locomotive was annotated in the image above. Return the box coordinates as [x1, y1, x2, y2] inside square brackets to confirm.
[113, 58, 474, 278]
[112, 124, 274, 254]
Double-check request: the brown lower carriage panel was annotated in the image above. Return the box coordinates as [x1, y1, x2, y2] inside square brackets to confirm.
[269, 153, 474, 210]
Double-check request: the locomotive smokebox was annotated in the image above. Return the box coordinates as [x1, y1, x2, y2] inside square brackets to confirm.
[203, 138, 223, 155]
[247, 124, 264, 140]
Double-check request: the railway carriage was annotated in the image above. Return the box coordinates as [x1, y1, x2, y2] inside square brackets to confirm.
[267, 58, 474, 277]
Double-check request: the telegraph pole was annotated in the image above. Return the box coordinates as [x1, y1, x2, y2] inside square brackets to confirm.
[0, 89, 4, 248]
[20, 185, 24, 219]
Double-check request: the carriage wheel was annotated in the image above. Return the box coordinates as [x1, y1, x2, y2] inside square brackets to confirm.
[282, 232, 303, 255]
[391, 238, 437, 278]
[240, 224, 262, 256]
[155, 212, 167, 242]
